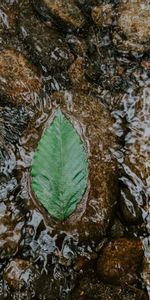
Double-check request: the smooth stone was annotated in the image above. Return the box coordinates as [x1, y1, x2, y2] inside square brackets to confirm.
[97, 238, 143, 285]
[119, 185, 143, 224]
[0, 49, 43, 105]
[70, 270, 148, 300]
[68, 57, 90, 91]
[91, 4, 113, 27]
[109, 217, 125, 238]
[19, 1, 74, 74]
[0, 201, 25, 259]
[3, 259, 31, 290]
[32, 0, 86, 31]
[66, 34, 88, 57]
[113, 1, 150, 53]
[76, 0, 98, 16]
[0, 0, 18, 33]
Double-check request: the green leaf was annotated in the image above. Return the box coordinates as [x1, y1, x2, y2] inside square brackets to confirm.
[31, 109, 88, 220]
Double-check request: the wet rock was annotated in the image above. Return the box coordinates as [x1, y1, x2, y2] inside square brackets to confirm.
[113, 1, 150, 53]
[19, 1, 74, 76]
[0, 175, 17, 201]
[32, 0, 86, 31]
[76, 0, 98, 16]
[73, 251, 97, 272]
[109, 217, 125, 238]
[68, 57, 90, 91]
[0, 105, 29, 214]
[119, 185, 143, 224]
[3, 259, 31, 290]
[142, 237, 150, 298]
[66, 34, 88, 57]
[0, 201, 25, 259]
[0, 49, 42, 105]
[70, 275, 148, 300]
[0, 147, 16, 177]
[85, 29, 131, 93]
[91, 4, 113, 27]
[0, 106, 28, 146]
[21, 209, 57, 261]
[85, 56, 130, 93]
[141, 60, 150, 70]
[0, 0, 18, 33]
[32, 264, 76, 300]
[97, 238, 143, 285]
[118, 85, 150, 229]
[26, 91, 119, 245]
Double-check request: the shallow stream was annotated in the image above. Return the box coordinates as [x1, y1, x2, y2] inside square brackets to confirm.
[0, 0, 150, 299]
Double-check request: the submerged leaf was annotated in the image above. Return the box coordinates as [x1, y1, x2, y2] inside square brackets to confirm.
[31, 109, 88, 220]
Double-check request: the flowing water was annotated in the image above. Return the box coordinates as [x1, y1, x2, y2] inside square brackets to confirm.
[0, 0, 150, 299]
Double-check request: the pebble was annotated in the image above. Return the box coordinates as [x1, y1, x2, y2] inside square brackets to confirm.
[91, 4, 113, 27]
[68, 57, 90, 91]
[70, 270, 148, 299]
[0, 201, 25, 259]
[32, 0, 86, 31]
[3, 259, 31, 289]
[0, 49, 42, 105]
[113, 1, 150, 53]
[19, 1, 74, 75]
[97, 238, 143, 285]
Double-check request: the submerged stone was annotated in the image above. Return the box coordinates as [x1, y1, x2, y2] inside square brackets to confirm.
[0, 106, 28, 146]
[91, 4, 113, 27]
[97, 238, 143, 285]
[118, 85, 150, 228]
[68, 57, 90, 91]
[32, 0, 86, 31]
[3, 259, 31, 290]
[113, 1, 150, 53]
[119, 185, 143, 224]
[70, 272, 148, 300]
[0, 201, 24, 259]
[0, 0, 18, 33]
[19, 1, 74, 74]
[0, 49, 42, 105]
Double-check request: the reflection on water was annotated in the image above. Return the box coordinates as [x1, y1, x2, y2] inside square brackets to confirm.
[0, 0, 150, 299]
[113, 71, 150, 296]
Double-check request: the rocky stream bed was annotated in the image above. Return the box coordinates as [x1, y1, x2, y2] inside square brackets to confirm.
[0, 0, 150, 299]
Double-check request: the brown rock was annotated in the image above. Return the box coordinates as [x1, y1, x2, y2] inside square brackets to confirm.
[0, 49, 42, 105]
[19, 1, 74, 75]
[109, 218, 125, 238]
[68, 57, 90, 91]
[0, 202, 24, 259]
[91, 4, 113, 27]
[0, 1, 18, 32]
[141, 60, 150, 70]
[142, 237, 150, 297]
[70, 270, 148, 300]
[25, 91, 119, 244]
[73, 251, 97, 272]
[3, 259, 31, 290]
[32, 0, 86, 30]
[97, 238, 143, 285]
[113, 1, 150, 52]
[66, 34, 88, 57]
